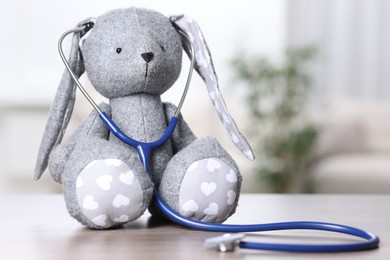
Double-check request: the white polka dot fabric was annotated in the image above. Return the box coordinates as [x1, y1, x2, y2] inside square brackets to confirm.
[170, 15, 255, 161]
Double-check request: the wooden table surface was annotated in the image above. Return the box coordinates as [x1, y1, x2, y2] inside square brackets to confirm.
[0, 194, 388, 260]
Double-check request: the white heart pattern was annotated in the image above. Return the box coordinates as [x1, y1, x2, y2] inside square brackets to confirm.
[182, 199, 199, 213]
[114, 215, 129, 223]
[223, 113, 231, 125]
[201, 182, 217, 196]
[113, 194, 130, 208]
[244, 150, 254, 160]
[209, 91, 216, 100]
[119, 171, 134, 185]
[196, 50, 208, 68]
[96, 175, 113, 191]
[105, 159, 122, 167]
[204, 202, 219, 215]
[207, 159, 221, 172]
[76, 176, 83, 188]
[187, 161, 199, 173]
[226, 169, 238, 183]
[92, 215, 107, 226]
[215, 102, 220, 112]
[84, 160, 97, 169]
[187, 31, 194, 42]
[83, 195, 98, 210]
[227, 190, 236, 205]
[231, 132, 240, 144]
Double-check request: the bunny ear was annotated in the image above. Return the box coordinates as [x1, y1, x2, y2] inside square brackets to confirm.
[34, 25, 85, 180]
[170, 15, 255, 160]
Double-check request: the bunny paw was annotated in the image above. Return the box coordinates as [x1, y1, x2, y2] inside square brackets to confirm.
[75, 159, 149, 228]
[178, 158, 240, 223]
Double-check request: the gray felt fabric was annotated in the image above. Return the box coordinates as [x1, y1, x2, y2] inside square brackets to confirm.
[48, 103, 110, 183]
[82, 8, 182, 99]
[108, 94, 174, 188]
[36, 7, 251, 229]
[163, 102, 197, 152]
[34, 30, 84, 180]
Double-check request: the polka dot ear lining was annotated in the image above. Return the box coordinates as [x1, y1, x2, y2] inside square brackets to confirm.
[170, 15, 255, 161]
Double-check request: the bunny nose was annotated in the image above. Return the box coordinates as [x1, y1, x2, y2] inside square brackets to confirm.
[141, 52, 154, 63]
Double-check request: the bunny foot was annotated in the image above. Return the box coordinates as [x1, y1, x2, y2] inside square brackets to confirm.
[159, 137, 241, 223]
[178, 157, 240, 222]
[74, 159, 150, 229]
[61, 138, 154, 229]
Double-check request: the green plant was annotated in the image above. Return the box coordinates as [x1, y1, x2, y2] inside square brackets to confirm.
[231, 45, 319, 193]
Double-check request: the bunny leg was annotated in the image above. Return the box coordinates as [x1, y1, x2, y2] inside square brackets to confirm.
[159, 137, 241, 223]
[48, 103, 111, 183]
[61, 137, 153, 229]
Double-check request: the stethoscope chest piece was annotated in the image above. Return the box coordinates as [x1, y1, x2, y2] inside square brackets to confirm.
[204, 233, 245, 252]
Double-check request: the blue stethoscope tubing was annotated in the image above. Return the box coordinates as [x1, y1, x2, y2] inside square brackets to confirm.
[99, 112, 379, 253]
[59, 23, 380, 253]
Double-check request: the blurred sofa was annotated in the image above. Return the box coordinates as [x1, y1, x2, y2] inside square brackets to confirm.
[308, 100, 390, 194]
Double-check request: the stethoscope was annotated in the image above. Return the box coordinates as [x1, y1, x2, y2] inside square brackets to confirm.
[58, 22, 380, 253]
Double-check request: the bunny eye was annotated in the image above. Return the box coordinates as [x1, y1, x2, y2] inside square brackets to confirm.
[160, 45, 165, 52]
[116, 48, 122, 54]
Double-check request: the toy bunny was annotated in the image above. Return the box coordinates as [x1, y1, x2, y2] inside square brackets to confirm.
[35, 7, 254, 229]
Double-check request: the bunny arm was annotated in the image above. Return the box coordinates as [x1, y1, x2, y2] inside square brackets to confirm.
[163, 102, 196, 153]
[48, 103, 111, 183]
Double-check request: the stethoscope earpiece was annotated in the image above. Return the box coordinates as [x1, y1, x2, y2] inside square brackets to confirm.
[82, 21, 94, 33]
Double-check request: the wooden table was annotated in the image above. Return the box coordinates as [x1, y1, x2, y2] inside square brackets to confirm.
[0, 194, 388, 259]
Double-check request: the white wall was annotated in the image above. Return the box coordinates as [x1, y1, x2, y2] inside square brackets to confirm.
[0, 0, 287, 103]
[0, 0, 287, 193]
[287, 0, 390, 103]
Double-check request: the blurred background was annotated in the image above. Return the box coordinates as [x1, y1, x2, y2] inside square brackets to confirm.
[0, 0, 389, 194]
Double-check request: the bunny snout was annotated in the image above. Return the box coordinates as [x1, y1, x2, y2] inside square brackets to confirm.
[141, 52, 154, 63]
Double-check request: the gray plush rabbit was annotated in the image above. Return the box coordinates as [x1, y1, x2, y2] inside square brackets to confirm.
[35, 7, 254, 229]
